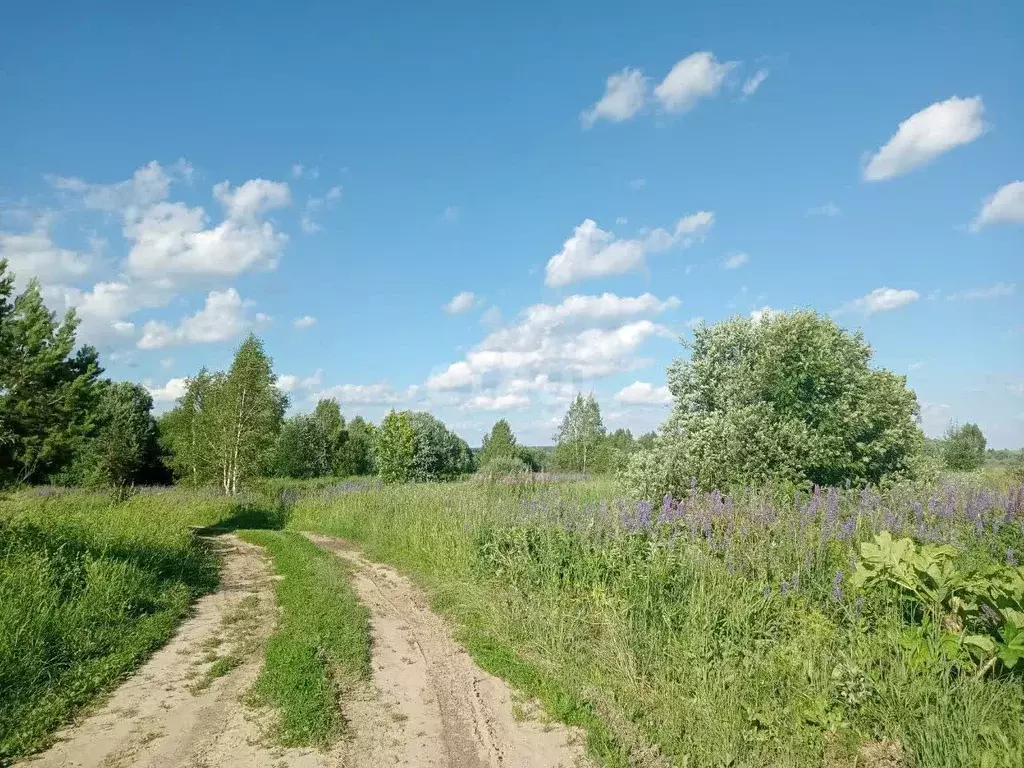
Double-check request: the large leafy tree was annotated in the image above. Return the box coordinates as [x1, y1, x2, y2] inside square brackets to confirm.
[943, 422, 986, 471]
[337, 415, 376, 476]
[158, 368, 221, 486]
[271, 401, 346, 479]
[86, 382, 163, 489]
[553, 394, 606, 473]
[375, 410, 416, 483]
[0, 269, 103, 485]
[657, 311, 922, 491]
[216, 335, 287, 494]
[408, 411, 473, 481]
[477, 419, 519, 468]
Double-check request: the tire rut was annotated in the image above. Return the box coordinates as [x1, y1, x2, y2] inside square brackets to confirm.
[306, 533, 589, 768]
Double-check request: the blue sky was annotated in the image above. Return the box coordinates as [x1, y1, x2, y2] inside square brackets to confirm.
[1, 1, 1021, 447]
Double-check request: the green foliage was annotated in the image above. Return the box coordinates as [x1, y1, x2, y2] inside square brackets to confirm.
[375, 410, 416, 483]
[553, 394, 606, 473]
[240, 531, 370, 747]
[477, 454, 530, 478]
[853, 531, 1024, 673]
[407, 411, 474, 481]
[0, 489, 230, 760]
[0, 271, 103, 486]
[943, 422, 987, 471]
[159, 336, 286, 494]
[272, 400, 348, 479]
[336, 415, 376, 476]
[477, 419, 519, 468]
[659, 310, 923, 492]
[375, 410, 471, 483]
[83, 382, 163, 492]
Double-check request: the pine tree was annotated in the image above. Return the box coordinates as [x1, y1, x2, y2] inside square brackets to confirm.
[0, 276, 102, 485]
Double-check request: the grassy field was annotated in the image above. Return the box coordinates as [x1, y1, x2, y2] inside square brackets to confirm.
[0, 488, 234, 761]
[289, 475, 1024, 768]
[3, 473, 1022, 767]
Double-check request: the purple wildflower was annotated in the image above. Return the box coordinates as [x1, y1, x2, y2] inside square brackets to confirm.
[831, 571, 844, 602]
[1008, 548, 1018, 567]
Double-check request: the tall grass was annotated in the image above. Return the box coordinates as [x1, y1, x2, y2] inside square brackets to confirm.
[0, 488, 235, 761]
[289, 477, 1024, 768]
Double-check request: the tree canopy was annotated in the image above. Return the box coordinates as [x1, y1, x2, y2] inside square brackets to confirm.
[651, 310, 922, 492]
[553, 394, 606, 473]
[943, 422, 986, 471]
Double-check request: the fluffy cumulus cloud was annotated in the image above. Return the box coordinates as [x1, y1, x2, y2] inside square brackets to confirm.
[137, 288, 268, 349]
[309, 382, 411, 405]
[837, 287, 920, 315]
[581, 68, 648, 127]
[461, 393, 532, 412]
[444, 291, 480, 314]
[427, 292, 678, 397]
[545, 212, 713, 287]
[293, 314, 317, 329]
[653, 52, 738, 113]
[614, 381, 672, 406]
[863, 96, 985, 181]
[970, 181, 1024, 231]
[0, 226, 92, 287]
[146, 377, 189, 404]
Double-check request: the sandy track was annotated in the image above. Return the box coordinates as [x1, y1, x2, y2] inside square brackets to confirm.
[307, 534, 589, 768]
[23, 535, 329, 768]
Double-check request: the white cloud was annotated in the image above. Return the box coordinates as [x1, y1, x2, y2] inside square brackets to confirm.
[125, 199, 288, 280]
[137, 288, 265, 349]
[863, 96, 985, 181]
[212, 179, 291, 221]
[444, 291, 480, 314]
[614, 381, 672, 406]
[750, 306, 777, 323]
[686, 316, 704, 328]
[276, 370, 322, 394]
[49, 159, 193, 217]
[276, 374, 299, 393]
[427, 292, 678, 391]
[615, 216, 628, 225]
[0, 227, 92, 287]
[160, 358, 174, 370]
[807, 202, 840, 217]
[545, 212, 713, 286]
[741, 68, 769, 97]
[300, 185, 343, 234]
[581, 68, 648, 127]
[970, 181, 1024, 231]
[442, 205, 460, 223]
[654, 52, 738, 113]
[310, 382, 410, 405]
[291, 164, 304, 179]
[946, 282, 1015, 301]
[837, 287, 920, 315]
[723, 252, 749, 269]
[908, 361, 924, 371]
[146, 377, 188, 404]
[461, 393, 532, 412]
[293, 314, 317, 329]
[627, 178, 647, 190]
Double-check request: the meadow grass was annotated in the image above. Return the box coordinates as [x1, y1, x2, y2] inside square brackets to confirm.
[0, 487, 236, 761]
[289, 476, 1024, 768]
[238, 529, 371, 747]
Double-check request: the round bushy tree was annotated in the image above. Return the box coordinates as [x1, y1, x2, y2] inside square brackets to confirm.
[943, 422, 986, 471]
[657, 311, 922, 492]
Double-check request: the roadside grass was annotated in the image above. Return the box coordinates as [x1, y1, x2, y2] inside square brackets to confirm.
[238, 530, 371, 748]
[289, 477, 1024, 768]
[0, 487, 235, 762]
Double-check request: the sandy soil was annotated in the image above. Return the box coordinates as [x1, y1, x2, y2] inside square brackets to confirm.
[24, 533, 589, 768]
[307, 534, 589, 768]
[23, 535, 329, 768]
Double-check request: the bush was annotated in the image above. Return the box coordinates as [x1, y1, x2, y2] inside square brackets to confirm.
[943, 423, 986, 471]
[477, 455, 529, 479]
[657, 311, 922, 493]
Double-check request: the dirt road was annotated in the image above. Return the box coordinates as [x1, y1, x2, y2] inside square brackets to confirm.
[307, 534, 588, 768]
[24, 535, 331, 768]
